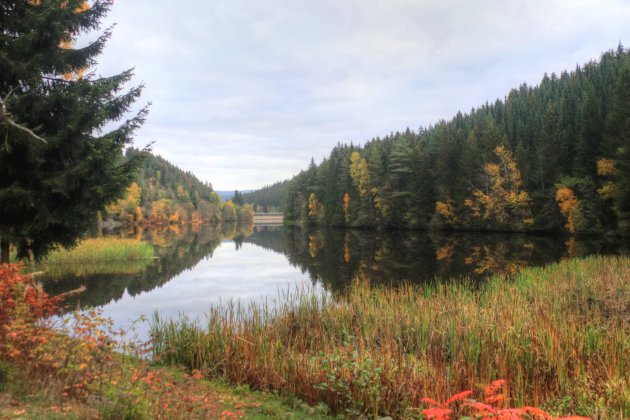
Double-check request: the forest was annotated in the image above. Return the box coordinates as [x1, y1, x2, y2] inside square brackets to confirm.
[104, 148, 254, 226]
[241, 180, 289, 212]
[281, 46, 630, 235]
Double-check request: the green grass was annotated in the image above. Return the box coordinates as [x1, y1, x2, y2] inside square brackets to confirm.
[0, 358, 336, 419]
[42, 260, 154, 279]
[151, 255, 630, 418]
[44, 238, 154, 263]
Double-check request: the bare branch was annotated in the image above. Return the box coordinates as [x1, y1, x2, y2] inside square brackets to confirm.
[0, 94, 47, 143]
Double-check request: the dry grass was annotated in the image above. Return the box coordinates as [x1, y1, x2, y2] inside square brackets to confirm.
[152, 255, 630, 418]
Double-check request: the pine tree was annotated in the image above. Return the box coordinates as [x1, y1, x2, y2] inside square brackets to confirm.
[608, 59, 630, 233]
[0, 0, 147, 261]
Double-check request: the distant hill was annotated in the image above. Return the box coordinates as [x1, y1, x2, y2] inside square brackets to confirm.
[242, 180, 289, 212]
[215, 190, 253, 202]
[125, 148, 215, 205]
[104, 149, 253, 225]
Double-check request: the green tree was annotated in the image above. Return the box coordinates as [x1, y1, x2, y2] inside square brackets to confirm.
[0, 0, 147, 262]
[608, 59, 630, 233]
[233, 190, 244, 206]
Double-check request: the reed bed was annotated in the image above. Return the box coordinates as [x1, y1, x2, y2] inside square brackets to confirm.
[151, 255, 630, 418]
[44, 238, 154, 263]
[42, 259, 154, 278]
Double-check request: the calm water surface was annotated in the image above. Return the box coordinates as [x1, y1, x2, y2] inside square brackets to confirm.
[42, 224, 628, 338]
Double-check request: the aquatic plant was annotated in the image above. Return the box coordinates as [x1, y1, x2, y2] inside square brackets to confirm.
[44, 237, 154, 263]
[152, 255, 630, 417]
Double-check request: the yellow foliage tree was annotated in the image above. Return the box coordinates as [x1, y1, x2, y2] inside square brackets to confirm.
[308, 192, 324, 221]
[465, 145, 533, 226]
[435, 198, 459, 225]
[555, 186, 579, 233]
[596, 158, 616, 199]
[597, 158, 616, 176]
[107, 182, 143, 223]
[222, 200, 237, 222]
[371, 187, 389, 218]
[349, 152, 369, 197]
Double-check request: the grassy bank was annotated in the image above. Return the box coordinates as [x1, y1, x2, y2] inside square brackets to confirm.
[44, 238, 154, 263]
[37, 237, 156, 278]
[152, 255, 629, 418]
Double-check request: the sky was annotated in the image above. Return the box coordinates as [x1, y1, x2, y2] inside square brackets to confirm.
[91, 0, 630, 190]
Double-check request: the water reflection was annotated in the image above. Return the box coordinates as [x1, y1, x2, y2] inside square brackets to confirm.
[44, 222, 252, 308]
[43, 225, 628, 316]
[246, 227, 629, 291]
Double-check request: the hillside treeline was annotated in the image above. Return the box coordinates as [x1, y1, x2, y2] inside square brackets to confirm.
[242, 180, 290, 212]
[284, 46, 630, 234]
[105, 148, 253, 225]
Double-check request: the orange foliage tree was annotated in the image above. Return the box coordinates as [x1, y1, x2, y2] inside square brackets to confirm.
[555, 186, 580, 233]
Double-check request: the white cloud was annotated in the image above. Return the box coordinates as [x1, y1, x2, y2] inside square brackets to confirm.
[89, 0, 630, 189]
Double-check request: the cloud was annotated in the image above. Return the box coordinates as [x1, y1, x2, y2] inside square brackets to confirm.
[91, 0, 630, 189]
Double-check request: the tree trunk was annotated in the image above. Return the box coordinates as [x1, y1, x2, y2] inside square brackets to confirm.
[0, 239, 9, 264]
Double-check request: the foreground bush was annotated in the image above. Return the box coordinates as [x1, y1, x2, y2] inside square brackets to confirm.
[0, 264, 266, 419]
[152, 255, 630, 418]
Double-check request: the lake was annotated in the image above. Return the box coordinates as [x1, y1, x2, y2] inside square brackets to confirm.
[42, 223, 628, 339]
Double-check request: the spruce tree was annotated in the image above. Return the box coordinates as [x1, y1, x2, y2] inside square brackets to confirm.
[0, 0, 147, 261]
[608, 59, 630, 233]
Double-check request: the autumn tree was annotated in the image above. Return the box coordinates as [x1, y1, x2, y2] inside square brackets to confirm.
[0, 0, 147, 261]
[222, 200, 237, 222]
[464, 145, 533, 230]
[106, 182, 143, 223]
[555, 186, 579, 233]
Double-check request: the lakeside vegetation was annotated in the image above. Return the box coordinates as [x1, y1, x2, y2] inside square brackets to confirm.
[0, 264, 333, 419]
[44, 238, 154, 263]
[151, 255, 629, 418]
[0, 3, 628, 420]
[32, 237, 155, 279]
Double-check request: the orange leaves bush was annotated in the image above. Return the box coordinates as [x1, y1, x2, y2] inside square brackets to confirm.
[0, 264, 120, 397]
[421, 379, 591, 420]
[0, 264, 59, 326]
[0, 264, 244, 418]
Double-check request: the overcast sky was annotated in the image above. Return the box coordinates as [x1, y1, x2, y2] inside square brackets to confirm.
[92, 0, 630, 190]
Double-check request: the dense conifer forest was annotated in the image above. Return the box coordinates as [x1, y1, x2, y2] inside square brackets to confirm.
[281, 46, 630, 235]
[105, 148, 253, 226]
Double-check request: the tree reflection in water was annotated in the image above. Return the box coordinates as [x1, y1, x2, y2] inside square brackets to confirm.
[44, 224, 627, 309]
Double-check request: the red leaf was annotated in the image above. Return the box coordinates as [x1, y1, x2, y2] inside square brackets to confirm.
[445, 389, 473, 405]
[422, 407, 453, 419]
[420, 397, 444, 407]
[467, 401, 499, 415]
[485, 394, 505, 404]
[484, 379, 507, 396]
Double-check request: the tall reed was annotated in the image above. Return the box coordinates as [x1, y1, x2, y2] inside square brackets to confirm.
[44, 238, 154, 263]
[151, 255, 630, 418]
